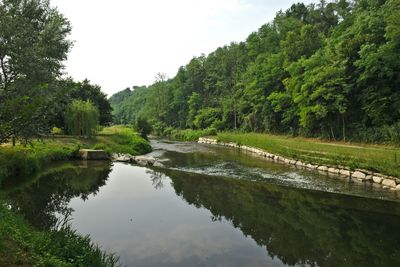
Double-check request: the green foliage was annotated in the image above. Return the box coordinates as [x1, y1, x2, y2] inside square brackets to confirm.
[133, 117, 153, 139]
[0, 198, 119, 266]
[109, 0, 400, 144]
[166, 128, 217, 141]
[0, 0, 72, 144]
[65, 100, 99, 137]
[65, 79, 113, 126]
[0, 142, 79, 185]
[51, 127, 63, 135]
[97, 126, 152, 155]
[193, 108, 222, 129]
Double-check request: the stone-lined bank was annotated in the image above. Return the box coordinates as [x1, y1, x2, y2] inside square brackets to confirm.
[198, 137, 400, 191]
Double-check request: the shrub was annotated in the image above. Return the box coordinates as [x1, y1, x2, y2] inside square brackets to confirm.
[193, 108, 222, 129]
[51, 127, 63, 135]
[133, 117, 152, 139]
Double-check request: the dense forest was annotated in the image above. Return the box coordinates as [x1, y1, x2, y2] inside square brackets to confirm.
[111, 0, 400, 143]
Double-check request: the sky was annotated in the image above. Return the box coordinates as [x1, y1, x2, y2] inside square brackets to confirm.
[51, 0, 317, 96]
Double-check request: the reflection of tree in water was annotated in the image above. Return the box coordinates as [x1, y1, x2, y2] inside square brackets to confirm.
[160, 168, 400, 267]
[147, 169, 166, 190]
[3, 161, 112, 230]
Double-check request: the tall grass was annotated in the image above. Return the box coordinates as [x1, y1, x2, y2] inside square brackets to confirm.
[217, 132, 400, 177]
[96, 125, 152, 155]
[164, 128, 217, 141]
[0, 199, 120, 266]
[0, 142, 79, 185]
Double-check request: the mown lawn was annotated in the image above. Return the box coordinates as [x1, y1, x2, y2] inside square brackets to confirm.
[217, 132, 400, 177]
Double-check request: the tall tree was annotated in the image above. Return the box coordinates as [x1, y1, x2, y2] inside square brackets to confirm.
[0, 0, 72, 144]
[65, 100, 99, 137]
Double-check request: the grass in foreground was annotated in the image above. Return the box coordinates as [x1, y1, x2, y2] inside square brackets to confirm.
[0, 197, 119, 266]
[217, 132, 400, 177]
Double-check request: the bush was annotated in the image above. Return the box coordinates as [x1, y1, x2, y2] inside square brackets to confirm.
[0, 143, 78, 186]
[101, 127, 152, 155]
[51, 127, 63, 135]
[349, 122, 400, 145]
[167, 128, 217, 141]
[133, 117, 152, 139]
[152, 121, 167, 136]
[193, 108, 222, 129]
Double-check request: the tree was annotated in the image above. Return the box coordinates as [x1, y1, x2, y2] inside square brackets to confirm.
[69, 79, 113, 125]
[65, 100, 99, 137]
[134, 116, 152, 139]
[0, 0, 72, 144]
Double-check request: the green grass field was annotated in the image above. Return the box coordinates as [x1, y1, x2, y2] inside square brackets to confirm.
[217, 132, 400, 178]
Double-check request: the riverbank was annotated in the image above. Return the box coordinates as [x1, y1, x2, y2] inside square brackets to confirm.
[215, 133, 400, 178]
[0, 195, 119, 266]
[199, 133, 400, 190]
[0, 126, 151, 184]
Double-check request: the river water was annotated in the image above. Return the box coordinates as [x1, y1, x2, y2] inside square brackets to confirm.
[2, 140, 400, 267]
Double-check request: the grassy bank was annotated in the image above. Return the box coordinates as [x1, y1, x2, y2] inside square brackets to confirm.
[0, 126, 151, 184]
[217, 132, 400, 178]
[0, 197, 119, 266]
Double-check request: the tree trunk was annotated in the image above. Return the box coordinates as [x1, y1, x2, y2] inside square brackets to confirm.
[330, 126, 336, 141]
[233, 100, 237, 130]
[12, 136, 16, 146]
[342, 115, 346, 142]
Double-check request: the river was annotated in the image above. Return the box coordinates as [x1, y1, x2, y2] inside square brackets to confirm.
[2, 139, 400, 267]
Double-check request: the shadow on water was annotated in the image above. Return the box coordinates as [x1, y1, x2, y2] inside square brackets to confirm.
[154, 167, 400, 267]
[2, 161, 112, 230]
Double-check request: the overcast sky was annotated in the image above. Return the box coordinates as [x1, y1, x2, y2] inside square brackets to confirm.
[51, 0, 317, 96]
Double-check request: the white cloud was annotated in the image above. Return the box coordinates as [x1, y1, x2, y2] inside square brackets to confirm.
[51, 0, 317, 96]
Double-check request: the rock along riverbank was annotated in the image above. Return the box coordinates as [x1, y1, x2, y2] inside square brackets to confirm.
[198, 137, 400, 191]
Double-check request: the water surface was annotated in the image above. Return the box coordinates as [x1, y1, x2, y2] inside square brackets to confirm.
[3, 140, 400, 267]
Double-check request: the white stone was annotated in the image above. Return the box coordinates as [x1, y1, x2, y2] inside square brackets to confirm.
[339, 169, 351, 177]
[317, 166, 328, 172]
[153, 161, 164, 167]
[382, 179, 397, 188]
[352, 171, 366, 179]
[396, 184, 400, 191]
[296, 161, 305, 167]
[289, 160, 297, 165]
[328, 168, 340, 174]
[372, 176, 383, 184]
[365, 175, 373, 182]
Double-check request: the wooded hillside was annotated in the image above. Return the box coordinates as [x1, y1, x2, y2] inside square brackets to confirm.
[111, 0, 400, 143]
